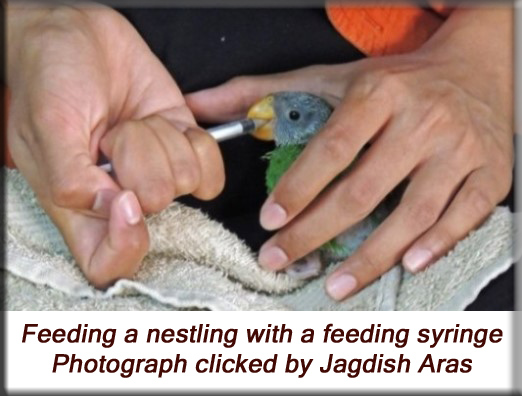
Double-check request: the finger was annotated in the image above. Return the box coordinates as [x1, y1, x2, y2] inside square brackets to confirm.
[324, 160, 468, 300]
[100, 117, 177, 214]
[185, 67, 336, 123]
[55, 190, 149, 289]
[143, 116, 202, 197]
[156, 105, 198, 127]
[185, 128, 226, 200]
[258, 117, 418, 271]
[402, 168, 509, 273]
[186, 76, 288, 123]
[29, 115, 119, 212]
[88, 191, 149, 288]
[259, 86, 392, 231]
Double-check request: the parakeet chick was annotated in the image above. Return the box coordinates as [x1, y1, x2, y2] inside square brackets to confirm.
[248, 92, 388, 280]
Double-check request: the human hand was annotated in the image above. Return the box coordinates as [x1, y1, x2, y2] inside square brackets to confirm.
[7, 5, 225, 287]
[187, 7, 513, 300]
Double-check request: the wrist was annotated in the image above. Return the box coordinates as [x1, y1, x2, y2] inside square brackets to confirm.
[417, 8, 513, 122]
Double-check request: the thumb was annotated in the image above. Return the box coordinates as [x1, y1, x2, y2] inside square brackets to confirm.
[49, 189, 149, 289]
[44, 147, 120, 216]
[21, 111, 122, 216]
[186, 67, 324, 123]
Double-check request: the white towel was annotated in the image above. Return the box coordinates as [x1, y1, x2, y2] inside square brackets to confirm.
[4, 168, 516, 311]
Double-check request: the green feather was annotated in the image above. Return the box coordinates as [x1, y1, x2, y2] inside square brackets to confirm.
[264, 144, 305, 193]
[321, 239, 350, 257]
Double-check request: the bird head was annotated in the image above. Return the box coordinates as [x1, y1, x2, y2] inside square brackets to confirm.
[247, 92, 333, 145]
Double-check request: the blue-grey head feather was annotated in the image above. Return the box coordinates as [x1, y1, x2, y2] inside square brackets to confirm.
[272, 92, 332, 146]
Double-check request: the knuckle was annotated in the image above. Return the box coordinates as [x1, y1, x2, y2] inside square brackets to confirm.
[48, 5, 86, 22]
[196, 191, 218, 201]
[357, 68, 386, 86]
[204, 173, 226, 200]
[25, 8, 90, 54]
[349, 70, 387, 102]
[228, 75, 246, 85]
[411, 87, 465, 141]
[49, 175, 81, 207]
[465, 187, 493, 217]
[317, 128, 351, 163]
[377, 70, 404, 91]
[140, 182, 174, 213]
[228, 76, 249, 89]
[340, 179, 377, 217]
[228, 76, 257, 106]
[195, 180, 224, 201]
[206, 163, 226, 200]
[404, 199, 441, 230]
[112, 122, 138, 153]
[188, 128, 217, 154]
[365, 70, 407, 105]
[199, 186, 223, 201]
[354, 250, 383, 278]
[25, 19, 68, 45]
[175, 164, 200, 196]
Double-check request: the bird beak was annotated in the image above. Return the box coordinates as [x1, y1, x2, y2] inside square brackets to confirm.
[247, 95, 275, 141]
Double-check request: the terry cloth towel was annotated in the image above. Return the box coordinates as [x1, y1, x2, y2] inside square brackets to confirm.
[4, 168, 517, 311]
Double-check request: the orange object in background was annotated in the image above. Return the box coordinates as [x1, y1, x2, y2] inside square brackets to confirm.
[326, 4, 453, 56]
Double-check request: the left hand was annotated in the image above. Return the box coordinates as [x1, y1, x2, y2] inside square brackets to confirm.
[186, 7, 514, 300]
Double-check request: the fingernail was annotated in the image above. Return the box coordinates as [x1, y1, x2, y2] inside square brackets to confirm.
[403, 248, 433, 273]
[260, 198, 287, 230]
[258, 245, 288, 270]
[326, 273, 357, 301]
[119, 192, 142, 225]
[92, 189, 118, 217]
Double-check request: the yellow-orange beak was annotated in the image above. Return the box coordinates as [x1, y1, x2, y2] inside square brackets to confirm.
[247, 95, 275, 141]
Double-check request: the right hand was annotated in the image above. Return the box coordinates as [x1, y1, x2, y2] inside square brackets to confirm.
[7, 5, 225, 288]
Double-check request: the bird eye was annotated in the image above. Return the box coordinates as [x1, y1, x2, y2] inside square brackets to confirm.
[289, 110, 301, 121]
